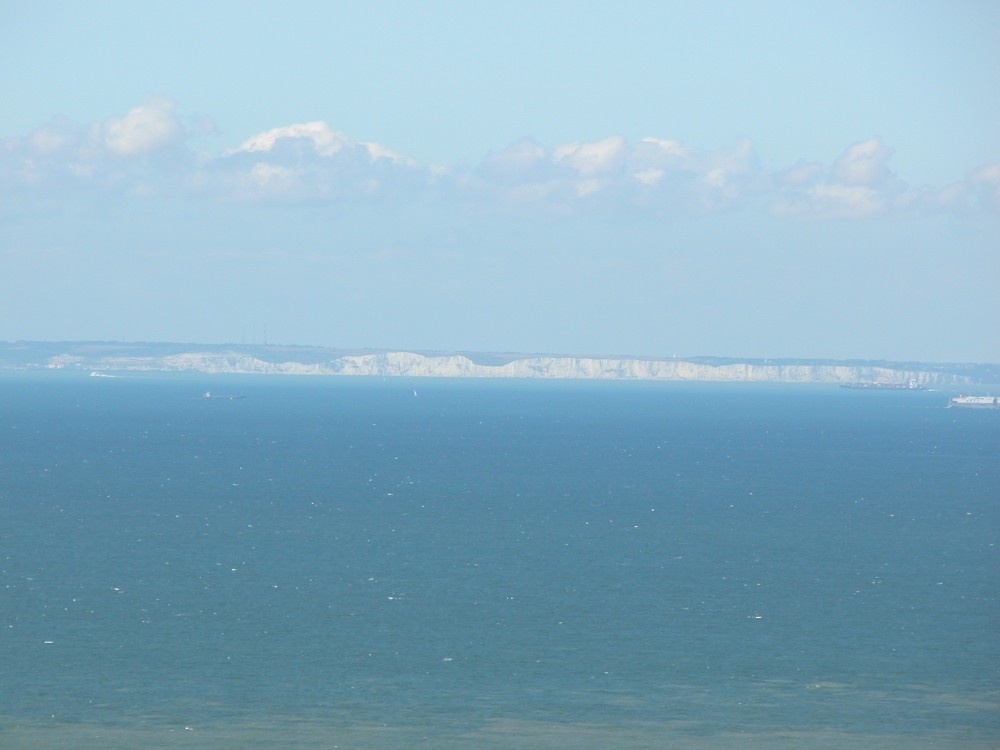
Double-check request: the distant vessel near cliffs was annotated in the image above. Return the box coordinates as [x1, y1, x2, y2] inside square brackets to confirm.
[947, 395, 999, 408]
[841, 378, 925, 390]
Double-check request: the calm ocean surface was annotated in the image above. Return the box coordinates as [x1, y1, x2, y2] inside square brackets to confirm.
[1, 373, 997, 749]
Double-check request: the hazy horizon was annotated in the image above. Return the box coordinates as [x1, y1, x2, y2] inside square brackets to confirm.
[2, 2, 998, 362]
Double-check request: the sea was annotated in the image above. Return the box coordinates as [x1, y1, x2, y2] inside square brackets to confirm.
[0, 372, 997, 749]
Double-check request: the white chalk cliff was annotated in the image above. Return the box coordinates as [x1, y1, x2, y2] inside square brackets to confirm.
[73, 350, 971, 386]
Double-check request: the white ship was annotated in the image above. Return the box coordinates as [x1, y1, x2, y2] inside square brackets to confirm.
[947, 395, 999, 408]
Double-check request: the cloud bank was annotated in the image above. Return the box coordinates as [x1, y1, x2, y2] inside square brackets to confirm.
[2, 98, 997, 219]
[103, 96, 183, 157]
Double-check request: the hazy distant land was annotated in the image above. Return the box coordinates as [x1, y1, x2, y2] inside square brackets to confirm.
[1, 341, 997, 386]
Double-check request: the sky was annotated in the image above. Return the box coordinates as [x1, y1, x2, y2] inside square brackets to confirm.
[1, 1, 998, 362]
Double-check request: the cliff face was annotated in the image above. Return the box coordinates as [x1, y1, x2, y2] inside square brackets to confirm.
[67, 349, 974, 386]
[331, 352, 966, 385]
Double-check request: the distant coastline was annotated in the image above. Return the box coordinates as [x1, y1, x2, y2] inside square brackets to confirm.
[2, 341, 997, 386]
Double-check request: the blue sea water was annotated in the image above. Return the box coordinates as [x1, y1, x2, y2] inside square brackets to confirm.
[0, 373, 997, 749]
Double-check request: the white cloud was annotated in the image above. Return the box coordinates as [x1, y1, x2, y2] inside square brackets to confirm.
[103, 96, 182, 157]
[777, 160, 823, 187]
[575, 178, 603, 197]
[917, 163, 1000, 215]
[703, 168, 729, 189]
[30, 124, 77, 154]
[770, 139, 908, 218]
[474, 135, 744, 210]
[482, 139, 547, 176]
[205, 120, 430, 203]
[638, 137, 686, 157]
[972, 163, 1000, 184]
[629, 138, 693, 186]
[221, 163, 305, 202]
[957, 163, 1000, 211]
[230, 120, 412, 164]
[249, 163, 299, 184]
[3, 101, 996, 220]
[364, 142, 412, 164]
[684, 138, 760, 210]
[233, 121, 347, 156]
[807, 184, 885, 218]
[0, 99, 206, 201]
[712, 137, 757, 176]
[553, 136, 626, 176]
[832, 138, 893, 186]
[633, 168, 665, 186]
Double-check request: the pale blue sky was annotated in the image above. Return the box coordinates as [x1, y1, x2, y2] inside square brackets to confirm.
[1, 1, 998, 361]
